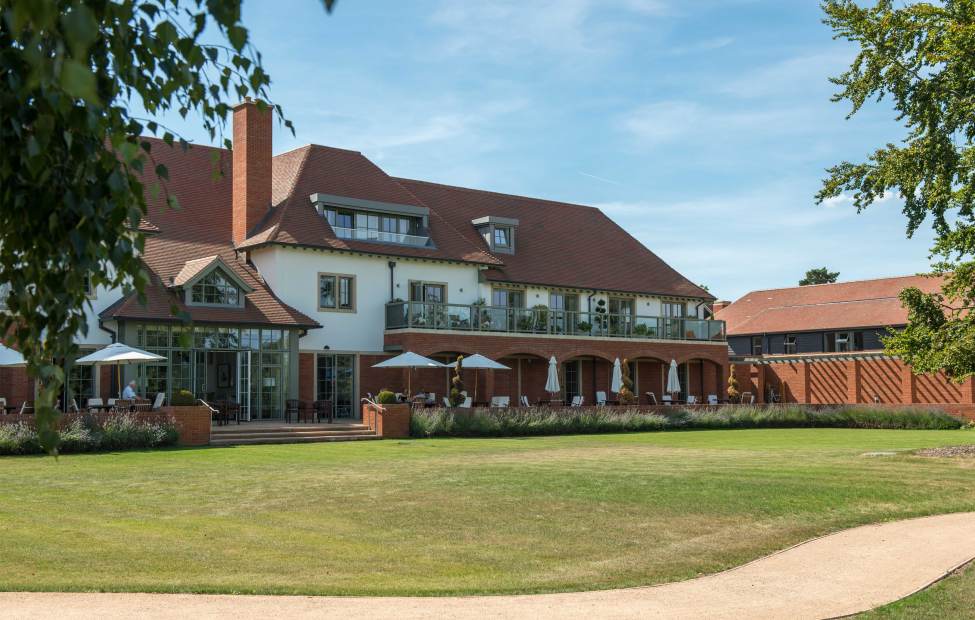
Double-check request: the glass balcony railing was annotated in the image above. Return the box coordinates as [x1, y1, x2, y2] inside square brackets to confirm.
[332, 226, 430, 247]
[385, 302, 726, 342]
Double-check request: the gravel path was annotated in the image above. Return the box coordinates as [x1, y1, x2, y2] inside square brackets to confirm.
[4, 511, 975, 620]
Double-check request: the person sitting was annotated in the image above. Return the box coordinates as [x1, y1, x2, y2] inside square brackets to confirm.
[121, 380, 138, 400]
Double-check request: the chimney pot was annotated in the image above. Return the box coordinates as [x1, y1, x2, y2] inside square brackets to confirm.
[232, 99, 272, 245]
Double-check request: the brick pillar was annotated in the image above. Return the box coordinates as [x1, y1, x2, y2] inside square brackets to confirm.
[755, 364, 766, 403]
[483, 369, 496, 404]
[800, 362, 811, 404]
[846, 360, 861, 404]
[962, 377, 975, 404]
[900, 363, 915, 404]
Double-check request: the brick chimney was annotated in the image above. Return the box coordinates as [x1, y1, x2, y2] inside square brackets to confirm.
[712, 300, 732, 314]
[232, 98, 272, 245]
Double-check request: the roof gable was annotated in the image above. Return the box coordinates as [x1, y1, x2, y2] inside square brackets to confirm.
[171, 255, 254, 294]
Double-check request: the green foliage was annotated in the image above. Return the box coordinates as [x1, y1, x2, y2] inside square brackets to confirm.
[410, 405, 963, 438]
[449, 355, 465, 406]
[170, 389, 196, 406]
[375, 390, 397, 405]
[799, 267, 840, 286]
[0, 413, 178, 455]
[0, 0, 335, 453]
[818, 0, 975, 379]
[577, 321, 593, 332]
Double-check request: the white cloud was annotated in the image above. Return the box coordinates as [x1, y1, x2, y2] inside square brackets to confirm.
[667, 36, 734, 56]
[718, 51, 853, 100]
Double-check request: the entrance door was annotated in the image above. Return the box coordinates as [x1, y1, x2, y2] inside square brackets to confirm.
[317, 353, 357, 419]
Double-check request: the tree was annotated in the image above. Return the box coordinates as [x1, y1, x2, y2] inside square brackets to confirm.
[0, 0, 335, 452]
[817, 0, 975, 380]
[799, 267, 840, 286]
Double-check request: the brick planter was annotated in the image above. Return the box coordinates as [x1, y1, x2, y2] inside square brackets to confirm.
[361, 402, 411, 439]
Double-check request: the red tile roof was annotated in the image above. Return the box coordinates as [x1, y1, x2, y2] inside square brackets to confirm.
[100, 139, 319, 328]
[239, 145, 500, 265]
[397, 178, 713, 299]
[717, 274, 945, 335]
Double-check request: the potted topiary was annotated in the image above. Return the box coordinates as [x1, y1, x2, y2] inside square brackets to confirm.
[727, 371, 740, 404]
[449, 355, 466, 406]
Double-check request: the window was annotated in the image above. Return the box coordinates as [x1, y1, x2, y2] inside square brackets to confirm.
[494, 226, 511, 249]
[319, 273, 355, 311]
[190, 270, 241, 306]
[409, 281, 446, 303]
[83, 273, 96, 298]
[751, 335, 763, 355]
[662, 302, 685, 317]
[549, 292, 579, 333]
[0, 282, 9, 310]
[825, 331, 863, 352]
[324, 208, 422, 244]
[783, 334, 797, 354]
[563, 360, 580, 399]
[492, 288, 524, 308]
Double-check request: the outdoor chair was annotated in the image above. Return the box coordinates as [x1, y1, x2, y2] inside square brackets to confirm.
[707, 394, 718, 405]
[662, 395, 672, 405]
[314, 399, 333, 423]
[285, 399, 300, 423]
[595, 390, 607, 406]
[224, 400, 241, 425]
[490, 396, 510, 408]
[443, 396, 451, 407]
[645, 392, 657, 405]
[115, 399, 134, 413]
[19, 401, 34, 414]
[86, 397, 103, 413]
[570, 395, 584, 407]
[741, 391, 754, 405]
[0, 397, 6, 413]
[460, 396, 472, 408]
[687, 395, 697, 405]
[520, 395, 530, 407]
[297, 400, 316, 423]
[107, 398, 117, 411]
[152, 392, 165, 411]
[69, 399, 80, 413]
[425, 392, 436, 406]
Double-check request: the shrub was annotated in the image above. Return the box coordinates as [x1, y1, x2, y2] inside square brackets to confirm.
[171, 389, 196, 406]
[410, 404, 964, 438]
[0, 413, 179, 456]
[375, 390, 397, 404]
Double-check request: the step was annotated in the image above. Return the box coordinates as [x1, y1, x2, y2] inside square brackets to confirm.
[209, 434, 380, 446]
[210, 424, 370, 435]
[211, 429, 375, 441]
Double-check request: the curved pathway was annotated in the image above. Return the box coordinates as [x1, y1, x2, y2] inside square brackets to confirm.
[4, 512, 975, 619]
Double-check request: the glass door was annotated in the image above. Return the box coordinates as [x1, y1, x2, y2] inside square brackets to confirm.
[317, 353, 357, 419]
[237, 350, 251, 421]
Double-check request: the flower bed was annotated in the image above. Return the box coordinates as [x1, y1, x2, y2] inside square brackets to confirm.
[410, 404, 965, 438]
[0, 412, 179, 455]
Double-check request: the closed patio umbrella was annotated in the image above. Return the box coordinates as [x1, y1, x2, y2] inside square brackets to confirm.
[76, 343, 167, 398]
[371, 351, 444, 397]
[0, 344, 26, 367]
[446, 353, 510, 403]
[610, 358, 623, 394]
[666, 359, 681, 398]
[545, 356, 560, 400]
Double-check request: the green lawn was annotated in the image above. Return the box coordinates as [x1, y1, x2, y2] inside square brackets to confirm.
[856, 561, 975, 619]
[1, 429, 974, 597]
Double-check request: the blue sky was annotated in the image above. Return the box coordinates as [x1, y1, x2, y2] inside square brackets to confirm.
[157, 0, 937, 300]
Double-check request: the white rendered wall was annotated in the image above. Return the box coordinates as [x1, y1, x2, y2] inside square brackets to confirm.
[251, 246, 482, 352]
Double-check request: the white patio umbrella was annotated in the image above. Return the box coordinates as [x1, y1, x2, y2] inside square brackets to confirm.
[76, 343, 167, 398]
[545, 356, 560, 400]
[666, 359, 681, 398]
[0, 344, 26, 367]
[446, 354, 510, 403]
[610, 358, 623, 394]
[371, 351, 444, 397]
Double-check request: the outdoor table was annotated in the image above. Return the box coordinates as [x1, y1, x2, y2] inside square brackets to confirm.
[2, 404, 19, 414]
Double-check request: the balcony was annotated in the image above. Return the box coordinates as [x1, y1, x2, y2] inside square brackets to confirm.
[385, 301, 726, 342]
[333, 226, 430, 248]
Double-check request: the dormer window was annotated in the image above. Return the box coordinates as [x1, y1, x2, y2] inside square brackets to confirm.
[171, 255, 252, 309]
[472, 216, 519, 254]
[310, 193, 432, 248]
[191, 270, 240, 306]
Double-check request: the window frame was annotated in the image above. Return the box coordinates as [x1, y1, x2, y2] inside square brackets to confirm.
[751, 335, 763, 355]
[493, 226, 512, 249]
[783, 334, 797, 354]
[662, 301, 685, 318]
[318, 272, 357, 313]
[187, 268, 244, 308]
[408, 280, 448, 304]
[491, 287, 525, 308]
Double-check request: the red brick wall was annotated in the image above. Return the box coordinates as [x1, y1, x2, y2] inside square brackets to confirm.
[747, 358, 972, 408]
[0, 366, 33, 407]
[299, 353, 315, 402]
[0, 405, 210, 446]
[361, 402, 410, 438]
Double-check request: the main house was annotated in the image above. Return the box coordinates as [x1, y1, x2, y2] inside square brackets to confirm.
[0, 100, 728, 419]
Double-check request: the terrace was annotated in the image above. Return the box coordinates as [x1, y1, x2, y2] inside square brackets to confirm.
[385, 301, 726, 342]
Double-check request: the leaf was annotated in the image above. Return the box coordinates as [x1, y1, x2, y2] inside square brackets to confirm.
[59, 59, 99, 103]
[60, 3, 99, 57]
